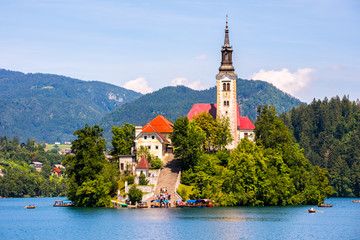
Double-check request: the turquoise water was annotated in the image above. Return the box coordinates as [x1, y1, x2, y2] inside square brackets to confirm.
[0, 197, 359, 240]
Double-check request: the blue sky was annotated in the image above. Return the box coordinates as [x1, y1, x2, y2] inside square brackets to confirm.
[0, 0, 359, 102]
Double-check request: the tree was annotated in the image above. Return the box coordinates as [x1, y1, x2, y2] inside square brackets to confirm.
[214, 115, 233, 150]
[110, 123, 135, 159]
[138, 172, 149, 185]
[63, 124, 116, 207]
[150, 157, 163, 169]
[136, 146, 154, 162]
[171, 117, 205, 170]
[128, 185, 143, 204]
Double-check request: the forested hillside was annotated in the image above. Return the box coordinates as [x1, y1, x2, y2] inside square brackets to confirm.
[0, 69, 142, 143]
[281, 96, 360, 197]
[100, 79, 302, 139]
[0, 136, 66, 197]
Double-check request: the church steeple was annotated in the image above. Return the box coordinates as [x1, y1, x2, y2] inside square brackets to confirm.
[216, 16, 237, 79]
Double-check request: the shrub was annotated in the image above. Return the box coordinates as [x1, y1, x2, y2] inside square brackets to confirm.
[128, 185, 143, 204]
[138, 172, 149, 185]
[123, 175, 135, 185]
[150, 158, 163, 169]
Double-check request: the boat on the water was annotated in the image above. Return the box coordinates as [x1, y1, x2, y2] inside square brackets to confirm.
[137, 201, 148, 208]
[26, 205, 36, 209]
[308, 208, 316, 213]
[318, 203, 333, 207]
[352, 200, 360, 203]
[53, 200, 74, 207]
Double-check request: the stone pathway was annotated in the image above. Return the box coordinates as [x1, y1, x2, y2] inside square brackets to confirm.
[146, 153, 181, 206]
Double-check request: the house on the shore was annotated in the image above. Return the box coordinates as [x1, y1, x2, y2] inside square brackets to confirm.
[134, 115, 174, 161]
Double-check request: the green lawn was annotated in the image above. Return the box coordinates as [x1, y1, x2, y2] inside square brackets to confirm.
[46, 144, 71, 151]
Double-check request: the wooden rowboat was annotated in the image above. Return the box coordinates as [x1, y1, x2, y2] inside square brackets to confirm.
[352, 200, 360, 203]
[26, 206, 36, 209]
[308, 208, 316, 213]
[318, 204, 333, 207]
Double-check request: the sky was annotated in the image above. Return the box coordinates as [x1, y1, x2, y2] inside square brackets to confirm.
[0, 0, 359, 103]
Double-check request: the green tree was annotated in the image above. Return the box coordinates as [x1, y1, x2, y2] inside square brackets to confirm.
[171, 117, 206, 170]
[138, 172, 149, 185]
[150, 157, 163, 169]
[110, 123, 135, 159]
[63, 125, 116, 207]
[128, 185, 143, 204]
[136, 146, 154, 162]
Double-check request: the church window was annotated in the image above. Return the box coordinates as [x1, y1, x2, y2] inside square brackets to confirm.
[223, 83, 226, 91]
[152, 136, 155, 139]
[144, 136, 147, 140]
[148, 146, 151, 150]
[155, 146, 159, 150]
[227, 101, 230, 106]
[224, 101, 227, 106]
[226, 83, 230, 91]
[225, 53, 228, 61]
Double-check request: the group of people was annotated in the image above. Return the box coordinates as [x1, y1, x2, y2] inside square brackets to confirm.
[154, 187, 171, 202]
[150, 187, 171, 208]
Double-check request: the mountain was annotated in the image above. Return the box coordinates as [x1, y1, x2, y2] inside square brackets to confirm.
[100, 78, 302, 138]
[0, 69, 142, 143]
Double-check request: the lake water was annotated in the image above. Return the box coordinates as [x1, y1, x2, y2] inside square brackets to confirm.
[0, 197, 359, 240]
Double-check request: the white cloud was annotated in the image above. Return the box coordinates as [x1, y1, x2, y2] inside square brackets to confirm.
[171, 77, 207, 90]
[250, 68, 315, 95]
[123, 77, 153, 94]
[195, 54, 207, 60]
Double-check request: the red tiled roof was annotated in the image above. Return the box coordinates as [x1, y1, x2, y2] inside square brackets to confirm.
[51, 167, 61, 173]
[141, 124, 169, 143]
[239, 117, 255, 130]
[187, 104, 217, 121]
[147, 115, 173, 133]
[135, 155, 151, 169]
[187, 103, 255, 130]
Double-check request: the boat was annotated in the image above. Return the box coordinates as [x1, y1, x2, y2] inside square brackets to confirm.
[26, 205, 36, 209]
[352, 200, 360, 203]
[150, 199, 160, 208]
[53, 200, 75, 207]
[308, 208, 316, 213]
[137, 201, 148, 208]
[318, 203, 333, 207]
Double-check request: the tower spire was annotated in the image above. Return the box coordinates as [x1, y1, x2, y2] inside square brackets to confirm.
[216, 15, 237, 79]
[224, 14, 230, 46]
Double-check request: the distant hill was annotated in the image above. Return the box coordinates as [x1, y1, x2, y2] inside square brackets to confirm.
[100, 78, 302, 138]
[0, 69, 142, 143]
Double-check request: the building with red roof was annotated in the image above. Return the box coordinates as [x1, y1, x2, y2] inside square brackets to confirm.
[135, 155, 151, 177]
[51, 167, 62, 177]
[187, 20, 255, 148]
[134, 115, 174, 161]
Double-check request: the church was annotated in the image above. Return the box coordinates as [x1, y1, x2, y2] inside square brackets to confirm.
[187, 19, 255, 149]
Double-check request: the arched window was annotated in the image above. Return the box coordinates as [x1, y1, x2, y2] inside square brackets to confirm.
[227, 83, 230, 91]
[223, 83, 226, 91]
[224, 101, 227, 106]
[227, 101, 230, 106]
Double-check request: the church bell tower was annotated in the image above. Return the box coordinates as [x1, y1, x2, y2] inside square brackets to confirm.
[216, 17, 238, 149]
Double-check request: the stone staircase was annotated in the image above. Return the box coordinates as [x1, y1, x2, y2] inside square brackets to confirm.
[146, 153, 181, 206]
